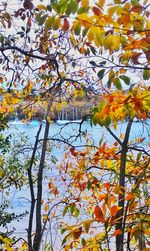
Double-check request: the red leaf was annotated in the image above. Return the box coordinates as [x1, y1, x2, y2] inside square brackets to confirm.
[62, 17, 70, 32]
[94, 205, 104, 222]
[70, 147, 78, 156]
[73, 227, 82, 239]
[130, 6, 143, 13]
[110, 205, 118, 217]
[27, 17, 32, 27]
[112, 229, 122, 236]
[93, 7, 101, 16]
[114, 141, 118, 147]
[81, 182, 87, 191]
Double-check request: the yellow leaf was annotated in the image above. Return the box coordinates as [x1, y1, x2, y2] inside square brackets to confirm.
[43, 214, 48, 221]
[37, 4, 46, 10]
[113, 35, 120, 50]
[97, 0, 105, 9]
[3, 246, 12, 251]
[53, 17, 60, 30]
[81, 0, 89, 8]
[83, 220, 91, 233]
[44, 203, 49, 212]
[3, 238, 12, 245]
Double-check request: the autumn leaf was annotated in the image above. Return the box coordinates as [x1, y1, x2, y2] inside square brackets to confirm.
[93, 7, 101, 16]
[94, 205, 104, 222]
[82, 0, 89, 8]
[143, 68, 150, 80]
[112, 229, 122, 236]
[130, 6, 143, 13]
[125, 193, 134, 201]
[62, 18, 70, 32]
[81, 182, 87, 191]
[83, 220, 91, 233]
[44, 203, 49, 212]
[110, 205, 118, 217]
[97, 0, 105, 9]
[72, 227, 82, 239]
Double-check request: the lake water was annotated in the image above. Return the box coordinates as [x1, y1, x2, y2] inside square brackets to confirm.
[1, 119, 149, 249]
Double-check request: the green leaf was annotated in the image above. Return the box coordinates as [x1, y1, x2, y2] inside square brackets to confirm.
[97, 69, 105, 80]
[137, 152, 142, 161]
[59, 1, 68, 14]
[81, 238, 86, 246]
[74, 207, 80, 217]
[69, 0, 78, 14]
[114, 78, 122, 90]
[131, 0, 140, 6]
[119, 75, 130, 85]
[82, 27, 89, 37]
[107, 79, 112, 88]
[87, 180, 92, 190]
[70, 204, 74, 215]
[93, 107, 98, 112]
[62, 235, 69, 246]
[35, 13, 48, 26]
[143, 68, 150, 80]
[104, 115, 111, 126]
[45, 16, 55, 30]
[74, 23, 81, 35]
[89, 61, 97, 66]
[61, 228, 67, 234]
[52, 3, 60, 13]
[99, 138, 103, 146]
[0, 34, 4, 43]
[63, 206, 68, 216]
[78, 7, 89, 14]
[99, 61, 106, 66]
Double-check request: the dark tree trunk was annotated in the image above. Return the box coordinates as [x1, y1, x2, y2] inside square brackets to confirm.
[116, 120, 133, 251]
[27, 123, 42, 251]
[33, 120, 50, 251]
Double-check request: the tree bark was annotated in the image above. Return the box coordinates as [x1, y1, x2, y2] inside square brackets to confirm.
[116, 120, 133, 251]
[33, 119, 50, 251]
[27, 123, 42, 251]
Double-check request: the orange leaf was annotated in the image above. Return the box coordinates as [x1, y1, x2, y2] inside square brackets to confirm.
[103, 182, 112, 190]
[93, 7, 101, 16]
[48, 182, 54, 189]
[97, 0, 105, 9]
[112, 229, 122, 236]
[141, 111, 147, 120]
[53, 188, 59, 196]
[62, 17, 70, 32]
[131, 52, 142, 64]
[110, 205, 118, 217]
[125, 193, 134, 201]
[94, 205, 104, 222]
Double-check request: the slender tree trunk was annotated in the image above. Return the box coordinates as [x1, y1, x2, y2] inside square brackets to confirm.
[27, 123, 42, 251]
[116, 120, 133, 251]
[33, 119, 50, 251]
